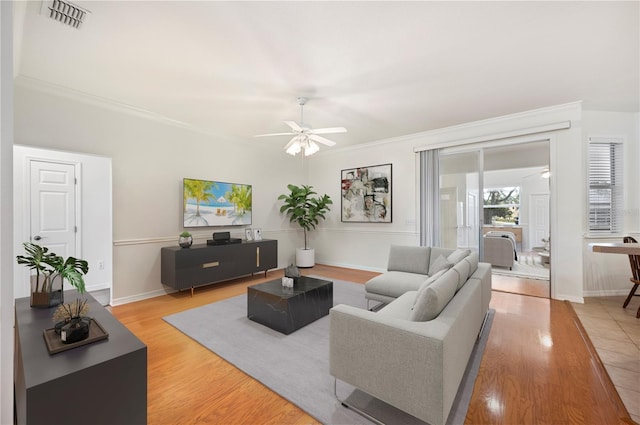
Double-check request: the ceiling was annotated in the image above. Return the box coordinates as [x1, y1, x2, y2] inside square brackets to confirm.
[13, 1, 640, 149]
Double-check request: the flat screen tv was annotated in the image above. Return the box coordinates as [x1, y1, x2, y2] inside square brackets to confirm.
[183, 178, 252, 228]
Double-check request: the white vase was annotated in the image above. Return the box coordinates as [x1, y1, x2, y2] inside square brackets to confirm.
[296, 248, 315, 268]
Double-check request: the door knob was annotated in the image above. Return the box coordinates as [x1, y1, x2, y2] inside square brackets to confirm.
[33, 236, 42, 241]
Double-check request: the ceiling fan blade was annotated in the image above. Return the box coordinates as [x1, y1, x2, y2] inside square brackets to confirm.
[309, 134, 336, 147]
[284, 121, 303, 132]
[308, 127, 347, 135]
[254, 132, 296, 137]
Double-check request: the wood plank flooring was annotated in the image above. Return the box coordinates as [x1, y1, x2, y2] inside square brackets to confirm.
[491, 273, 549, 298]
[109, 265, 633, 425]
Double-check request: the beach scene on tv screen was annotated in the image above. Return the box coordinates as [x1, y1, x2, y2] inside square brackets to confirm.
[184, 179, 252, 227]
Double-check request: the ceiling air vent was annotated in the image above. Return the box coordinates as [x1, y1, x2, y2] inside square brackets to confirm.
[41, 0, 89, 29]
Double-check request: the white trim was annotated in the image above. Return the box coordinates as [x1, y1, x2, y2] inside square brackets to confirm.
[556, 294, 584, 304]
[111, 287, 176, 306]
[583, 289, 631, 297]
[313, 102, 580, 157]
[317, 260, 385, 273]
[14, 75, 236, 142]
[86, 282, 111, 291]
[420, 121, 570, 153]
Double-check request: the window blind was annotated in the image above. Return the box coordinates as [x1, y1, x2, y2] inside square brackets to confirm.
[587, 138, 623, 234]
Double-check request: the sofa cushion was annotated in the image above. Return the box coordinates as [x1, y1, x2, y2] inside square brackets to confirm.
[378, 291, 416, 320]
[410, 269, 458, 321]
[411, 269, 447, 309]
[464, 251, 479, 275]
[452, 259, 471, 291]
[447, 248, 470, 265]
[428, 254, 453, 276]
[365, 271, 429, 299]
[387, 245, 431, 275]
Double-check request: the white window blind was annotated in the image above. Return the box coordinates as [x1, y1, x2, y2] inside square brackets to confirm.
[587, 137, 623, 234]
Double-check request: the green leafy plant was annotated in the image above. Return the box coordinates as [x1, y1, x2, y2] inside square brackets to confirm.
[16, 242, 89, 294]
[180, 231, 192, 237]
[278, 184, 332, 250]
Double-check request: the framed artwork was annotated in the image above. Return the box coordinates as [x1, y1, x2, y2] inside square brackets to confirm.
[245, 228, 253, 241]
[253, 228, 262, 240]
[341, 163, 392, 223]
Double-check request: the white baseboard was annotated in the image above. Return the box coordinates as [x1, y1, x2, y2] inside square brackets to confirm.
[554, 293, 584, 304]
[318, 260, 385, 274]
[111, 287, 176, 306]
[86, 282, 111, 292]
[582, 289, 631, 297]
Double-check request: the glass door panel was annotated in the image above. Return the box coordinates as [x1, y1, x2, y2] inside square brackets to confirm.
[438, 150, 481, 254]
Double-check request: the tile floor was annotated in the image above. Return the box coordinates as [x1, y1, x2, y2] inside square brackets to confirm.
[571, 295, 640, 424]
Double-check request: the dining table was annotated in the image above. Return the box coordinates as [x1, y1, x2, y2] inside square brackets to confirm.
[589, 242, 640, 255]
[589, 242, 640, 318]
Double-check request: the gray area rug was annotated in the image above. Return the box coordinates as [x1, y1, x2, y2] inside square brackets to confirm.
[163, 277, 494, 425]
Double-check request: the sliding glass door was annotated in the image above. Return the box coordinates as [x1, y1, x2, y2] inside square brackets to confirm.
[438, 150, 481, 254]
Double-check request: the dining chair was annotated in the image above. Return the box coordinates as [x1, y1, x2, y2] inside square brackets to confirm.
[623, 236, 640, 318]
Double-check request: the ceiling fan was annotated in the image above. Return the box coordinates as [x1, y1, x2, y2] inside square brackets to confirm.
[255, 97, 347, 156]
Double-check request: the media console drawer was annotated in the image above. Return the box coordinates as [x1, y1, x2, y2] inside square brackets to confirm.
[161, 239, 277, 294]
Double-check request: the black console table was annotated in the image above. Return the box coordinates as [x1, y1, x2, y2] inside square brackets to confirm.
[14, 291, 147, 425]
[161, 239, 277, 295]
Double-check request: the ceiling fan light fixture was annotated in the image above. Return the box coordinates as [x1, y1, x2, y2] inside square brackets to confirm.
[255, 97, 346, 156]
[286, 142, 302, 156]
[304, 141, 320, 156]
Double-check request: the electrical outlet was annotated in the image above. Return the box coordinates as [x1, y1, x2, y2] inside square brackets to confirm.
[98, 261, 104, 270]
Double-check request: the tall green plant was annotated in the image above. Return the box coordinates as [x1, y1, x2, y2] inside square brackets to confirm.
[16, 242, 89, 294]
[278, 184, 332, 250]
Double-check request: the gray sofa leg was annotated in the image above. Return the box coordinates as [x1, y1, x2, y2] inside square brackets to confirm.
[333, 378, 384, 425]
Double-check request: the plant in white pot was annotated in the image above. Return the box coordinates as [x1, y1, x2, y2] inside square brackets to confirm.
[278, 184, 332, 267]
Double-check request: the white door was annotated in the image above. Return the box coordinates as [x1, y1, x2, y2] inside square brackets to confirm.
[530, 193, 549, 250]
[30, 160, 77, 259]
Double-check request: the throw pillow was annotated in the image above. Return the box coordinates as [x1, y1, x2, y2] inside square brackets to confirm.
[411, 269, 447, 310]
[428, 254, 453, 276]
[410, 270, 458, 322]
[447, 248, 470, 265]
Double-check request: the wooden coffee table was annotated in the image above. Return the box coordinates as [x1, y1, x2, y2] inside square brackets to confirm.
[247, 276, 333, 334]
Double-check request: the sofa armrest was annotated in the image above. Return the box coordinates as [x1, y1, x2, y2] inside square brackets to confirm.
[329, 277, 485, 425]
[329, 305, 446, 423]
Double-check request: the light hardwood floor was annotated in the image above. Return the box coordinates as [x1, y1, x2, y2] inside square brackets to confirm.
[109, 265, 634, 424]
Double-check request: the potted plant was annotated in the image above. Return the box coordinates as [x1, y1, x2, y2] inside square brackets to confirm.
[179, 231, 193, 248]
[16, 242, 89, 308]
[53, 298, 91, 343]
[278, 184, 332, 267]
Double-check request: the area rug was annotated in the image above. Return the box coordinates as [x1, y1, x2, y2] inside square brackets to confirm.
[163, 277, 494, 425]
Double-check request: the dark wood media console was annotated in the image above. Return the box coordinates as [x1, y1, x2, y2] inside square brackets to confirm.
[161, 239, 278, 295]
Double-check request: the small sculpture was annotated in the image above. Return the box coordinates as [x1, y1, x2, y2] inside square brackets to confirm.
[284, 264, 301, 278]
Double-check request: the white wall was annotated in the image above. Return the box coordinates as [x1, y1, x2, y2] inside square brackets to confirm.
[0, 2, 14, 423]
[13, 145, 113, 298]
[309, 103, 585, 302]
[306, 142, 420, 271]
[13, 80, 640, 304]
[13, 82, 306, 304]
[582, 110, 640, 296]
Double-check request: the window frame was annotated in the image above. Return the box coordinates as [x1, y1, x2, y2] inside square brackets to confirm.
[587, 137, 624, 235]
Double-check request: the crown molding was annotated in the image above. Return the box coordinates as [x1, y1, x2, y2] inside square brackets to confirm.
[13, 75, 237, 142]
[316, 101, 583, 157]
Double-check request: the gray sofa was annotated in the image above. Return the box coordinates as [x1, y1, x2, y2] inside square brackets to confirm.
[329, 245, 492, 425]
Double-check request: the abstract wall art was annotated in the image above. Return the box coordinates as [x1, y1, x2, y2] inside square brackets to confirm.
[341, 163, 392, 223]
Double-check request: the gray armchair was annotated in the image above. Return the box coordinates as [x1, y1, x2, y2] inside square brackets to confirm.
[483, 231, 517, 269]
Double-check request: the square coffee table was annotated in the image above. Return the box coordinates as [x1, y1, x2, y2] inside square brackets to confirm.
[247, 276, 333, 334]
